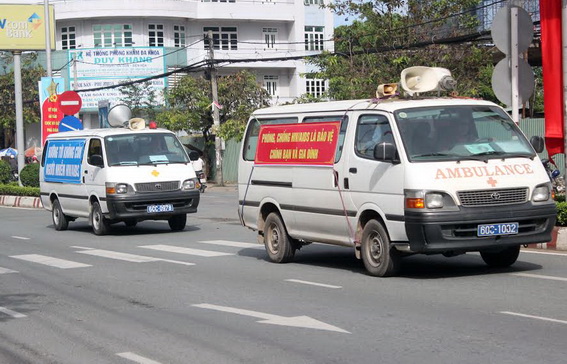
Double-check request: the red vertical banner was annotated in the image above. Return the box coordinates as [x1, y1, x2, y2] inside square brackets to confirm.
[41, 94, 64, 145]
[540, 0, 564, 155]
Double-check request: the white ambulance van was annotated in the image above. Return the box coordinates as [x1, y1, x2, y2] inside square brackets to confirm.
[40, 121, 201, 235]
[238, 67, 557, 277]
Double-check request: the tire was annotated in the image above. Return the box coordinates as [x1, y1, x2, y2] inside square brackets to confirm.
[361, 219, 401, 277]
[91, 201, 110, 236]
[52, 199, 69, 231]
[168, 214, 187, 231]
[264, 212, 295, 263]
[124, 219, 137, 227]
[480, 245, 520, 268]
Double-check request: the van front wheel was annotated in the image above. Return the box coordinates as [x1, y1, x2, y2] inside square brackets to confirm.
[52, 199, 69, 231]
[264, 212, 295, 263]
[168, 214, 187, 231]
[91, 201, 110, 236]
[361, 220, 401, 277]
[480, 246, 520, 267]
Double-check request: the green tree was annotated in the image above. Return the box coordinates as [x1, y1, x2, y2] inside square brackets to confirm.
[314, 0, 495, 100]
[118, 80, 160, 121]
[0, 52, 44, 148]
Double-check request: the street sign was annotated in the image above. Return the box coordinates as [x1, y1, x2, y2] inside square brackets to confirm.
[58, 115, 83, 132]
[491, 57, 534, 107]
[58, 91, 83, 115]
[491, 6, 533, 55]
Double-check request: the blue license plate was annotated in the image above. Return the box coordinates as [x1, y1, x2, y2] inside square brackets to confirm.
[477, 222, 519, 237]
[147, 204, 174, 213]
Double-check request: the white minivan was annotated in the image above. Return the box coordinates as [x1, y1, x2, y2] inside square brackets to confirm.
[238, 69, 557, 277]
[40, 124, 201, 235]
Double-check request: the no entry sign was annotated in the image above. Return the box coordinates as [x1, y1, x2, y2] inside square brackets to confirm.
[58, 91, 83, 115]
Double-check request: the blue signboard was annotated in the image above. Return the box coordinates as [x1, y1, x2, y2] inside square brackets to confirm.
[58, 115, 83, 132]
[43, 139, 85, 184]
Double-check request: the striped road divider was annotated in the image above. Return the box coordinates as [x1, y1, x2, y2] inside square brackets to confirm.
[0, 195, 43, 209]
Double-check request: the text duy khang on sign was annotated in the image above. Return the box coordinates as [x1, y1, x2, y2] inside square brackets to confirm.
[255, 121, 340, 166]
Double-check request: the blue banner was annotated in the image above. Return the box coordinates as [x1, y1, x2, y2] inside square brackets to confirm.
[43, 139, 85, 184]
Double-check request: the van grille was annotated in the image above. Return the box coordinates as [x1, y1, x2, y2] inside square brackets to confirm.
[135, 181, 179, 193]
[458, 188, 528, 207]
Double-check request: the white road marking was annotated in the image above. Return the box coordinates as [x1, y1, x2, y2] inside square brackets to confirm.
[198, 240, 262, 249]
[0, 306, 26, 318]
[140, 244, 234, 257]
[11, 236, 30, 240]
[521, 250, 567, 257]
[116, 352, 163, 364]
[193, 303, 350, 333]
[74, 248, 194, 266]
[511, 273, 567, 282]
[0, 267, 18, 274]
[10, 254, 91, 269]
[285, 279, 342, 289]
[501, 311, 567, 325]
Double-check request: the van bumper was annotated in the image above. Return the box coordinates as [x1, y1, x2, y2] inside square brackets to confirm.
[404, 202, 556, 253]
[104, 190, 200, 221]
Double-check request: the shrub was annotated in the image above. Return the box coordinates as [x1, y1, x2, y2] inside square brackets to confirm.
[20, 163, 40, 187]
[556, 202, 567, 226]
[0, 184, 39, 197]
[0, 160, 11, 184]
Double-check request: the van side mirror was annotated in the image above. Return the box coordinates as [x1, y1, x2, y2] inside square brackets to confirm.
[374, 142, 400, 164]
[530, 136, 545, 153]
[89, 154, 104, 168]
[188, 151, 199, 161]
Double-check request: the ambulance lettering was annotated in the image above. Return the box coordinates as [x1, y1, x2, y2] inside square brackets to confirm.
[435, 164, 534, 180]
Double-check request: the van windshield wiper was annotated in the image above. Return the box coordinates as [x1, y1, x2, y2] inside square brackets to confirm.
[412, 152, 454, 158]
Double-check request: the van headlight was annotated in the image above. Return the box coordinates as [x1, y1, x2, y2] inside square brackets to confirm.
[532, 184, 551, 202]
[106, 182, 131, 194]
[425, 193, 444, 209]
[405, 190, 458, 211]
[182, 178, 198, 191]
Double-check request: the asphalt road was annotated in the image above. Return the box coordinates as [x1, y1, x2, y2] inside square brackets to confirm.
[1, 189, 566, 364]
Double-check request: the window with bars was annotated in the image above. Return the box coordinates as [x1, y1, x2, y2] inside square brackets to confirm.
[264, 75, 279, 96]
[93, 24, 133, 47]
[149, 24, 164, 47]
[263, 28, 277, 49]
[204, 27, 238, 50]
[61, 26, 76, 50]
[306, 78, 326, 98]
[201, 0, 236, 2]
[304, 26, 324, 51]
[304, 0, 324, 5]
[174, 25, 186, 48]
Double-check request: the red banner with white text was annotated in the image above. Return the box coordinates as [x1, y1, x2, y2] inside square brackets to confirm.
[255, 122, 340, 166]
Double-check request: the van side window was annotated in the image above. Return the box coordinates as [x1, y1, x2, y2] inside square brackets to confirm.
[355, 114, 393, 159]
[303, 115, 349, 162]
[87, 139, 103, 166]
[243, 117, 298, 161]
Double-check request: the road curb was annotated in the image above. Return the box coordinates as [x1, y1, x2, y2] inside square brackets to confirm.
[0, 195, 43, 209]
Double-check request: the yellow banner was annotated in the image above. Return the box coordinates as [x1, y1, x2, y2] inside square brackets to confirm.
[0, 5, 55, 50]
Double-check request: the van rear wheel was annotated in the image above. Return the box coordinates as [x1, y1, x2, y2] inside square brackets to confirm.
[361, 219, 401, 277]
[480, 245, 520, 267]
[91, 201, 110, 236]
[264, 212, 295, 263]
[52, 199, 69, 231]
[168, 214, 187, 231]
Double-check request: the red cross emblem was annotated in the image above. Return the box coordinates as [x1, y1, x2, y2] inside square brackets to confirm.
[487, 177, 498, 187]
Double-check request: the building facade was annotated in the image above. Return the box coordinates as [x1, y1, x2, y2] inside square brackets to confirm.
[16, 0, 333, 145]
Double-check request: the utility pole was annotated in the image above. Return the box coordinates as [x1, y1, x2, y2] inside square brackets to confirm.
[13, 51, 24, 186]
[44, 0, 52, 76]
[207, 31, 223, 186]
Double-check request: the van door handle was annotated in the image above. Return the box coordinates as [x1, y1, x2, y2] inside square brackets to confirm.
[349, 168, 357, 174]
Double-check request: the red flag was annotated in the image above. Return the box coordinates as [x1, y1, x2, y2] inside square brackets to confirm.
[540, 0, 564, 156]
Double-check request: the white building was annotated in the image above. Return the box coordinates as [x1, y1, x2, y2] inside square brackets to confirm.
[24, 0, 333, 127]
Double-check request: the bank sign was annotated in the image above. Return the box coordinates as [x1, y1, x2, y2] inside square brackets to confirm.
[68, 47, 167, 111]
[0, 5, 55, 50]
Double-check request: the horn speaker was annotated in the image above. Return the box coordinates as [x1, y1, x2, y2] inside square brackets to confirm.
[400, 66, 456, 96]
[128, 118, 146, 130]
[108, 104, 132, 127]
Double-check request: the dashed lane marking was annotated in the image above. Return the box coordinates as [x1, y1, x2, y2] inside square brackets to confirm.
[511, 273, 567, 282]
[140, 244, 234, 257]
[501, 311, 567, 325]
[116, 352, 163, 364]
[0, 306, 26, 318]
[10, 254, 91, 269]
[0, 267, 18, 274]
[74, 248, 194, 266]
[285, 279, 342, 289]
[198, 240, 262, 249]
[11, 236, 30, 240]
